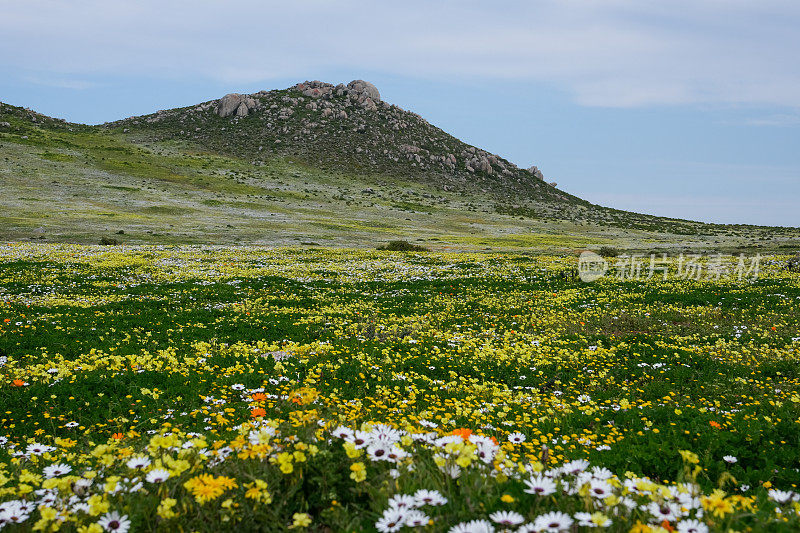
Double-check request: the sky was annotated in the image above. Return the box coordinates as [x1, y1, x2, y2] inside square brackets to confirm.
[1, 0, 799, 226]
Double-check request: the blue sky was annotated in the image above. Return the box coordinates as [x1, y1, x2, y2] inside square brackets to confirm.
[1, 0, 798, 226]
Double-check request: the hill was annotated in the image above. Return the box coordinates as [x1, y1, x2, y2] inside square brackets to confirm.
[1, 80, 799, 252]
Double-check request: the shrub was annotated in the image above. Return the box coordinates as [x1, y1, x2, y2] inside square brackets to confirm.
[99, 237, 121, 245]
[598, 246, 619, 258]
[378, 240, 428, 252]
[786, 253, 800, 272]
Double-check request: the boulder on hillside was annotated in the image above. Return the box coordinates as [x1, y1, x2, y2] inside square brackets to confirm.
[347, 80, 381, 102]
[528, 165, 545, 180]
[361, 97, 378, 112]
[217, 93, 256, 118]
[296, 80, 334, 99]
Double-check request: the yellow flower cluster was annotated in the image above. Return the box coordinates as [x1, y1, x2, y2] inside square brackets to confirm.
[183, 474, 237, 503]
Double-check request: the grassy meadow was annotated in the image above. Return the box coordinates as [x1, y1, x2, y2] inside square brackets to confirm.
[1, 244, 799, 531]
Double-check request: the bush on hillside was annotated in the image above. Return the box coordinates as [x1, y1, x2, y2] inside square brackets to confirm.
[598, 246, 619, 258]
[378, 240, 428, 252]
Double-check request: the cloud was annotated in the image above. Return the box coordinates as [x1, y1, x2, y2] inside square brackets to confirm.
[744, 113, 800, 126]
[1, 0, 799, 108]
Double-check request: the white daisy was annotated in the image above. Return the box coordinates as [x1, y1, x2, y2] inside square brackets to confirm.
[43, 463, 72, 478]
[507, 432, 526, 444]
[587, 479, 614, 499]
[723, 455, 737, 463]
[367, 443, 392, 461]
[448, 519, 495, 533]
[677, 519, 709, 533]
[524, 475, 557, 496]
[98, 511, 131, 533]
[590, 466, 614, 480]
[331, 426, 354, 439]
[387, 494, 417, 510]
[404, 510, 430, 527]
[145, 469, 171, 483]
[125, 456, 151, 470]
[489, 510, 524, 526]
[768, 489, 794, 504]
[647, 502, 680, 522]
[413, 489, 447, 506]
[0, 500, 31, 524]
[26, 443, 55, 456]
[561, 459, 590, 475]
[350, 430, 370, 449]
[574, 512, 596, 527]
[533, 511, 574, 532]
[375, 508, 407, 533]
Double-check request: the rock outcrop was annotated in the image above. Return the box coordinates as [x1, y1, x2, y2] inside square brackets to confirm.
[528, 165, 545, 180]
[216, 93, 257, 118]
[346, 80, 381, 102]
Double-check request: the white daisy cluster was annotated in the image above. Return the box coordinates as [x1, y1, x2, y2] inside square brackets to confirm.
[375, 490, 447, 532]
[768, 489, 799, 504]
[333, 424, 726, 532]
[332, 424, 412, 463]
[0, 500, 35, 527]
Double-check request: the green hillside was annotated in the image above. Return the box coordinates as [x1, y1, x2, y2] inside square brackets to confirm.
[1, 81, 798, 252]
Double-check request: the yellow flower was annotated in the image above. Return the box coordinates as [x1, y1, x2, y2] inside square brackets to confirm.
[629, 521, 653, 533]
[501, 494, 515, 503]
[350, 462, 366, 482]
[184, 474, 237, 503]
[343, 441, 362, 459]
[291, 513, 312, 528]
[38, 506, 57, 522]
[88, 494, 109, 516]
[245, 480, 273, 504]
[19, 470, 42, 485]
[702, 490, 734, 517]
[157, 497, 178, 519]
[274, 452, 294, 474]
[679, 450, 699, 464]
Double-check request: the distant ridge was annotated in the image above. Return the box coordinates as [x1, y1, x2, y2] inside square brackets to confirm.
[1, 84, 799, 248]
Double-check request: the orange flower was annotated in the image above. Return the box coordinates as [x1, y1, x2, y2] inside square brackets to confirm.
[661, 520, 675, 532]
[251, 407, 267, 418]
[251, 393, 268, 401]
[11, 379, 25, 387]
[451, 428, 473, 440]
[112, 432, 124, 440]
[710, 421, 722, 429]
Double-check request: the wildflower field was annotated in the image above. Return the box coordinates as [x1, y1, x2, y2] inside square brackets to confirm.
[1, 244, 799, 532]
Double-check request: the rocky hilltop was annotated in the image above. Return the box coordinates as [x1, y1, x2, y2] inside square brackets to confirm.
[110, 80, 568, 202]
